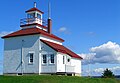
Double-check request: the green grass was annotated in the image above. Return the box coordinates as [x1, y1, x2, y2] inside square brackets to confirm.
[0, 75, 120, 83]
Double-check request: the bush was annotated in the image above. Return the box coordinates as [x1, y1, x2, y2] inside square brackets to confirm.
[102, 68, 115, 78]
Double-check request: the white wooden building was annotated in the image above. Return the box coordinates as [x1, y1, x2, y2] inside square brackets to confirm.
[2, 3, 83, 76]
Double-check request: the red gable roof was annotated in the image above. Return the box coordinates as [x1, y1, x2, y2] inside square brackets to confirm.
[26, 8, 44, 14]
[41, 39, 83, 59]
[2, 28, 64, 42]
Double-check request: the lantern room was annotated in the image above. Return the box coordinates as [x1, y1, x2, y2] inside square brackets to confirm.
[25, 3, 44, 25]
[20, 2, 47, 31]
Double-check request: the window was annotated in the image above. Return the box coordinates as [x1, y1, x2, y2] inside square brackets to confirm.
[27, 13, 35, 18]
[29, 53, 33, 64]
[50, 54, 54, 64]
[67, 58, 70, 62]
[37, 14, 41, 18]
[63, 56, 65, 64]
[43, 55, 47, 64]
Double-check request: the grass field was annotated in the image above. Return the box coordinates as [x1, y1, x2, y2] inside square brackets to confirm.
[0, 75, 120, 83]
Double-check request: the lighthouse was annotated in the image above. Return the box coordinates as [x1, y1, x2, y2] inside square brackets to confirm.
[2, 2, 82, 76]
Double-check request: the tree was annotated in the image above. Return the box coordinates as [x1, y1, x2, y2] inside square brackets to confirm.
[102, 68, 115, 78]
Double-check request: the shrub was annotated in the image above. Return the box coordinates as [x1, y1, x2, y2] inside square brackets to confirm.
[102, 68, 115, 78]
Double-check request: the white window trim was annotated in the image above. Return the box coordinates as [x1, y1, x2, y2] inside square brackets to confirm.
[49, 54, 55, 64]
[28, 52, 34, 64]
[42, 54, 47, 65]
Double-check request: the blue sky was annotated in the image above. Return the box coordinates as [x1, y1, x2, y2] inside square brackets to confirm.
[0, 0, 120, 76]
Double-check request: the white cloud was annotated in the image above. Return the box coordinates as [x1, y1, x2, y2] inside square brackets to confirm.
[93, 68, 105, 73]
[79, 53, 95, 65]
[58, 27, 71, 34]
[93, 66, 120, 73]
[91, 41, 120, 64]
[58, 27, 67, 32]
[109, 66, 120, 72]
[79, 41, 120, 65]
[0, 31, 13, 37]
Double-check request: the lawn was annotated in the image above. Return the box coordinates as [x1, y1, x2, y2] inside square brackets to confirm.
[0, 75, 120, 83]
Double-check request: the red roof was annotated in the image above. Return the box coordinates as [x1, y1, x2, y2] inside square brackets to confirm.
[26, 8, 44, 14]
[2, 28, 64, 42]
[41, 39, 83, 59]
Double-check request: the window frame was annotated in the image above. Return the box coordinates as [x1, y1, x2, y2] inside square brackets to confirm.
[42, 54, 47, 64]
[50, 54, 54, 64]
[29, 53, 34, 64]
[37, 13, 41, 18]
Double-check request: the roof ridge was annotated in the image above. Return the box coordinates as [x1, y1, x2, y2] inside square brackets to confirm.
[1, 28, 64, 42]
[26, 7, 44, 14]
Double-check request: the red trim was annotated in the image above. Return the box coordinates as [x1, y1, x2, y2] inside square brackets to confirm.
[41, 39, 83, 59]
[26, 8, 44, 14]
[2, 28, 64, 42]
[20, 23, 47, 29]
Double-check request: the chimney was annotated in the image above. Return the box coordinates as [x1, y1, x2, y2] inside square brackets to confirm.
[47, 1, 52, 34]
[48, 18, 52, 34]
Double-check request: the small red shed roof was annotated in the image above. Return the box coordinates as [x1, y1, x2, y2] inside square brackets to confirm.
[26, 8, 44, 14]
[41, 39, 83, 59]
[2, 28, 64, 42]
